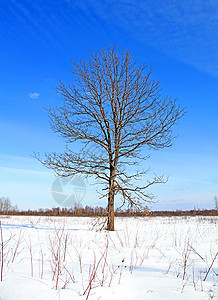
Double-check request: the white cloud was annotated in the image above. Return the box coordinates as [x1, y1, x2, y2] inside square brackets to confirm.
[28, 92, 40, 99]
[81, 0, 218, 77]
[6, 0, 218, 77]
[0, 166, 51, 176]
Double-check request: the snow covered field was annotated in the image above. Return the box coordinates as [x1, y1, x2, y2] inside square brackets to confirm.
[0, 215, 217, 300]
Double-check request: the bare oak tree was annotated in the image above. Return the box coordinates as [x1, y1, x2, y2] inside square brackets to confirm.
[37, 46, 185, 231]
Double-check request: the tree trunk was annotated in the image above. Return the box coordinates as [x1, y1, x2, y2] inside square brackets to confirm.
[107, 166, 115, 231]
[107, 191, 115, 231]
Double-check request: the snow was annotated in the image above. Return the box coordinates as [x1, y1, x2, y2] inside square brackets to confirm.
[0, 215, 217, 299]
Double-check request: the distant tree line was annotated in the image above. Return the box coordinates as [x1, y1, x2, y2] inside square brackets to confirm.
[0, 197, 217, 217]
[0, 197, 18, 214]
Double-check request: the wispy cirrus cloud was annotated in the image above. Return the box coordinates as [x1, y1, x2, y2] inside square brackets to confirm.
[0, 166, 50, 176]
[174, 187, 187, 192]
[76, 0, 218, 77]
[28, 92, 40, 99]
[3, 0, 218, 77]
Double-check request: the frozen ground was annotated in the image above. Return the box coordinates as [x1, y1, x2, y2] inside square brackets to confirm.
[0, 215, 217, 299]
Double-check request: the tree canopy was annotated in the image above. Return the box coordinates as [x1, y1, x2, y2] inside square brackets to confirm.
[36, 46, 185, 230]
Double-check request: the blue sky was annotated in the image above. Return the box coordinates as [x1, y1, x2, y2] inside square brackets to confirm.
[0, 0, 217, 211]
